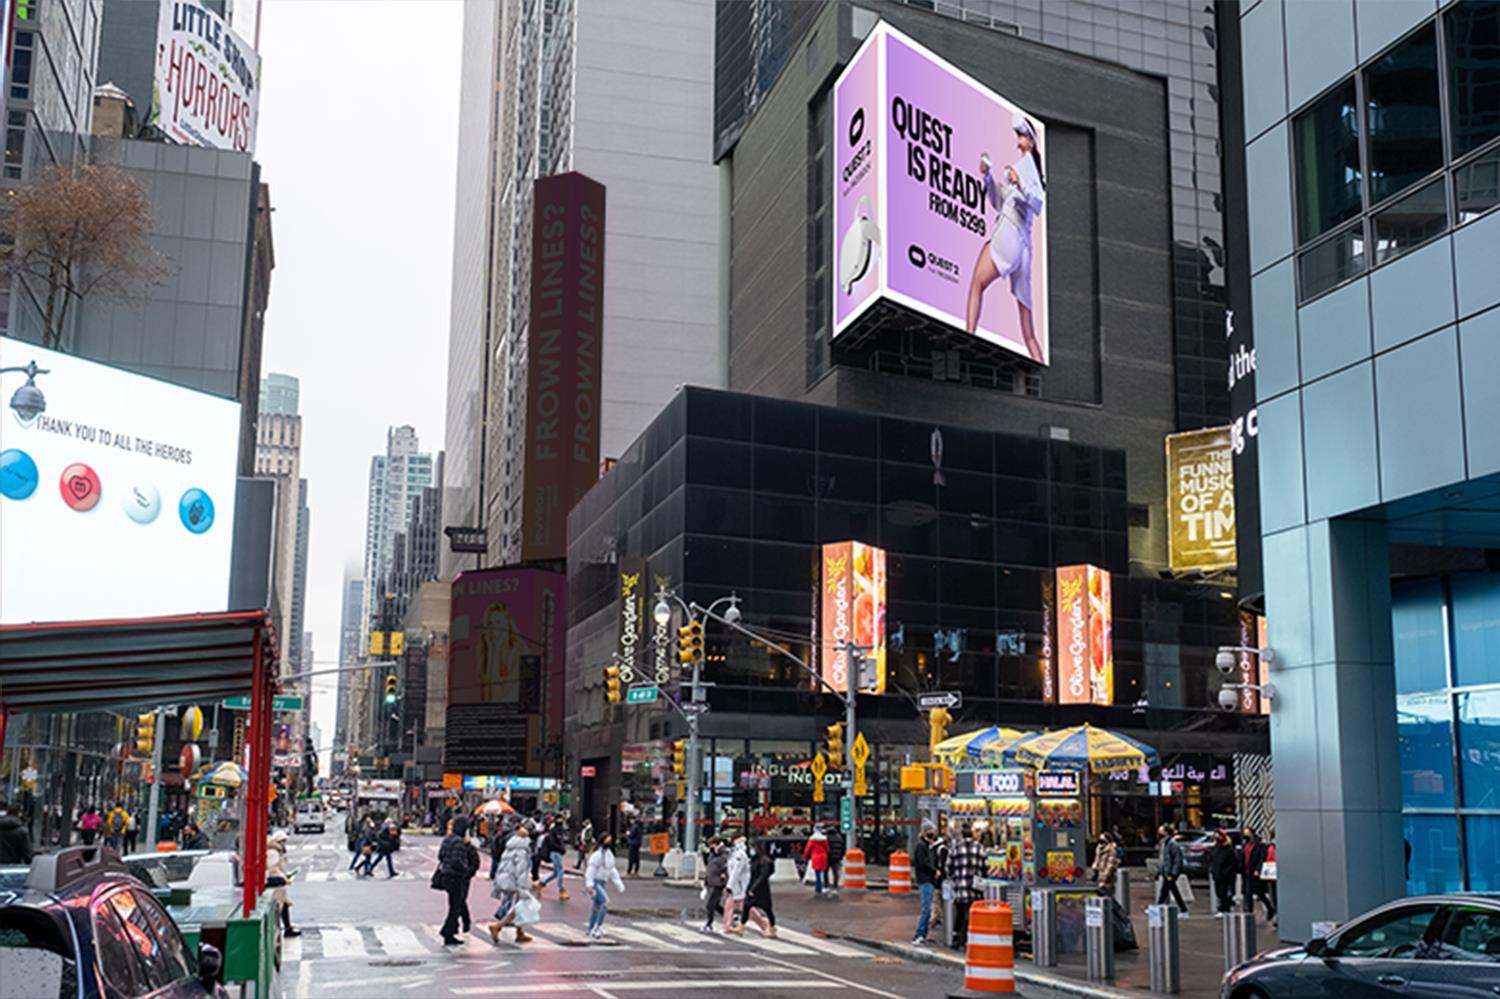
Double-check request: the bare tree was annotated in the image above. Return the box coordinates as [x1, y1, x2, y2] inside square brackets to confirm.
[2, 162, 167, 349]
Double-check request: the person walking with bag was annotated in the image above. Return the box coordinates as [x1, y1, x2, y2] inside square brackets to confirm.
[1243, 829, 1277, 922]
[584, 833, 625, 940]
[486, 825, 535, 944]
[1155, 824, 1190, 916]
[435, 816, 480, 946]
[266, 831, 302, 938]
[724, 837, 752, 934]
[361, 819, 401, 878]
[741, 839, 778, 938]
[535, 819, 570, 900]
[802, 826, 830, 896]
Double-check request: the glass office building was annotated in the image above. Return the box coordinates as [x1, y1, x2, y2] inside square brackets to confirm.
[1240, 0, 1500, 940]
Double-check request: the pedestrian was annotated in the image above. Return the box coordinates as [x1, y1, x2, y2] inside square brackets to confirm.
[947, 825, 986, 948]
[724, 837, 752, 934]
[575, 818, 595, 871]
[105, 802, 128, 852]
[1209, 829, 1240, 915]
[77, 806, 102, 846]
[361, 819, 400, 878]
[584, 833, 625, 940]
[530, 815, 547, 884]
[486, 824, 535, 944]
[825, 822, 846, 894]
[0, 800, 35, 865]
[802, 825, 830, 896]
[701, 838, 729, 932]
[266, 831, 302, 938]
[436, 816, 480, 946]
[488, 816, 513, 880]
[350, 816, 376, 873]
[123, 809, 138, 855]
[1155, 824, 1189, 915]
[1092, 831, 1120, 894]
[912, 827, 942, 945]
[535, 817, 570, 900]
[179, 821, 209, 851]
[741, 838, 778, 937]
[625, 816, 644, 877]
[1243, 829, 1277, 922]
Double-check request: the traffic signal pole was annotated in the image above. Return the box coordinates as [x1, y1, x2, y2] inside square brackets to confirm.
[685, 653, 702, 873]
[145, 707, 165, 851]
[846, 645, 858, 842]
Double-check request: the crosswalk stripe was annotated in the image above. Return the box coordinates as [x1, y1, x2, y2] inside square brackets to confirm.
[770, 926, 871, 958]
[532, 921, 594, 945]
[646, 920, 736, 948]
[317, 925, 366, 958]
[715, 929, 816, 956]
[470, 926, 564, 951]
[374, 924, 430, 956]
[599, 923, 687, 950]
[281, 933, 302, 964]
[303, 870, 332, 882]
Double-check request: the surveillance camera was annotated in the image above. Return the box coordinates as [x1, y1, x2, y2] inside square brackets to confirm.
[1215, 650, 1237, 675]
[1217, 686, 1239, 711]
[724, 603, 742, 625]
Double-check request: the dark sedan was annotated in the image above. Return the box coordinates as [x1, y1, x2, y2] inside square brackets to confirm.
[1222, 893, 1500, 998]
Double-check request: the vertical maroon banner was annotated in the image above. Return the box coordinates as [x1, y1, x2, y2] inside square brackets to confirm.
[523, 172, 606, 562]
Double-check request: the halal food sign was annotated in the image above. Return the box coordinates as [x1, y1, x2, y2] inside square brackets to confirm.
[820, 541, 888, 694]
[1055, 564, 1112, 706]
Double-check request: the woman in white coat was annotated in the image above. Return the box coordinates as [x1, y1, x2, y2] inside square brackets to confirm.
[724, 837, 752, 934]
[584, 834, 625, 939]
[965, 112, 1046, 363]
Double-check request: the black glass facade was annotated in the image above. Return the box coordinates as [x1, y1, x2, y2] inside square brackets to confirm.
[566, 389, 1266, 850]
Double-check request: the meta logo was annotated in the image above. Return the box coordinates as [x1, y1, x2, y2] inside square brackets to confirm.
[848, 107, 865, 146]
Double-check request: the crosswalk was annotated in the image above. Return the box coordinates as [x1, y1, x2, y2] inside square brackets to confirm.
[282, 918, 873, 964]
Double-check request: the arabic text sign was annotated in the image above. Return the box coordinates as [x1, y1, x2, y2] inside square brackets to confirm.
[152, 0, 261, 154]
[1035, 771, 1080, 797]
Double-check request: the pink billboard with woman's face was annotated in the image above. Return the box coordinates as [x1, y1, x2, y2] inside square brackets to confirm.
[832, 22, 1049, 365]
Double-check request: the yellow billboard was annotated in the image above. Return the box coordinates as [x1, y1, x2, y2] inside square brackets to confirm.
[1166, 427, 1236, 572]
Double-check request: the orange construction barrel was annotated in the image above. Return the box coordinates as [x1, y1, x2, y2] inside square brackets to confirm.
[844, 848, 866, 890]
[963, 900, 1015, 993]
[888, 850, 912, 893]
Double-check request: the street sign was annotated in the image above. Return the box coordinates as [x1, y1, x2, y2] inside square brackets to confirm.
[840, 796, 853, 834]
[221, 695, 303, 711]
[917, 691, 962, 710]
[681, 701, 710, 714]
[581, 765, 597, 778]
[626, 685, 659, 704]
[849, 731, 870, 769]
[810, 753, 828, 803]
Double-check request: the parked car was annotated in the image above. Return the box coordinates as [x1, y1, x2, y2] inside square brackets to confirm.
[0, 846, 228, 999]
[293, 801, 326, 835]
[1175, 828, 1243, 880]
[122, 849, 240, 889]
[1221, 893, 1500, 998]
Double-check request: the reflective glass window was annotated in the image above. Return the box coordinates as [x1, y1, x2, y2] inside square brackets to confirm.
[1404, 814, 1463, 895]
[1465, 818, 1500, 893]
[91, 898, 150, 999]
[1398, 692, 1455, 808]
[1371, 176, 1448, 264]
[1335, 904, 1438, 957]
[1394, 580, 1449, 694]
[1455, 143, 1500, 222]
[1294, 79, 1363, 242]
[1297, 222, 1367, 299]
[1446, 1, 1500, 157]
[1364, 24, 1442, 204]
[1453, 574, 1500, 685]
[1457, 689, 1500, 810]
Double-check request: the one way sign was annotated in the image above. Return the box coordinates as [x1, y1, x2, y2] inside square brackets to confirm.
[918, 691, 962, 711]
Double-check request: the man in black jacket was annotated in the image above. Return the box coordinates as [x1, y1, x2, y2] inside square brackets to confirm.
[436, 817, 480, 946]
[912, 828, 941, 945]
[825, 825, 847, 893]
[0, 802, 34, 865]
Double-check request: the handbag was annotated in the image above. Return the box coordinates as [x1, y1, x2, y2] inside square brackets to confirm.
[1175, 874, 1195, 902]
[430, 866, 449, 892]
[1259, 861, 1277, 881]
[514, 894, 541, 926]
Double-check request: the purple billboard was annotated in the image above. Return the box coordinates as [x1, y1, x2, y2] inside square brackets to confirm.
[833, 23, 1049, 365]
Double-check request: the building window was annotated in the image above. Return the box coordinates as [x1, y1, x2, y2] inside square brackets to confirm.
[11, 31, 34, 101]
[1363, 23, 1442, 206]
[4, 112, 26, 180]
[1446, 1, 1500, 158]
[1455, 142, 1500, 221]
[1371, 175, 1447, 264]
[1297, 221, 1366, 300]
[1293, 79, 1362, 244]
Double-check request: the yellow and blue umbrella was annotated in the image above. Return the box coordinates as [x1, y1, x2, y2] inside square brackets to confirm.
[932, 726, 1030, 766]
[1002, 724, 1158, 774]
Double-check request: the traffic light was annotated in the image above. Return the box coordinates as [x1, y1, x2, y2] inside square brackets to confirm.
[604, 666, 623, 704]
[369, 631, 386, 656]
[672, 738, 687, 777]
[928, 706, 952, 754]
[825, 723, 845, 768]
[677, 620, 704, 666]
[384, 673, 399, 704]
[135, 712, 157, 754]
[390, 632, 405, 657]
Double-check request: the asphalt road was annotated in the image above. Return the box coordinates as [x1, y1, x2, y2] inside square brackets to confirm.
[271, 825, 1070, 999]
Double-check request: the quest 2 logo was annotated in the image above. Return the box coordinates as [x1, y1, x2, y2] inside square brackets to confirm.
[905, 242, 960, 282]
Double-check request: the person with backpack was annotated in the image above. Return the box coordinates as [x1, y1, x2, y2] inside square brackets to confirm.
[435, 816, 481, 946]
[361, 819, 400, 878]
[825, 823, 846, 894]
[486, 824, 535, 944]
[536, 818, 570, 900]
[701, 838, 729, 932]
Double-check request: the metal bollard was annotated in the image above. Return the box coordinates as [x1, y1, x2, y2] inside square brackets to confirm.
[1147, 904, 1180, 993]
[943, 891, 957, 949]
[1114, 867, 1131, 910]
[1222, 909, 1257, 971]
[1085, 895, 1115, 981]
[1031, 889, 1058, 967]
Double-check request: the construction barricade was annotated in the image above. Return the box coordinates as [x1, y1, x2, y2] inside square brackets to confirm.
[963, 900, 1015, 994]
[844, 848, 866, 890]
[888, 850, 912, 893]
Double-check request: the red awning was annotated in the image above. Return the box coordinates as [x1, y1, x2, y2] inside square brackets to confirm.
[0, 610, 275, 712]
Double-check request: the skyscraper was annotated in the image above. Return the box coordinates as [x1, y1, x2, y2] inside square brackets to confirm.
[443, 0, 723, 571]
[334, 576, 365, 769]
[254, 373, 306, 675]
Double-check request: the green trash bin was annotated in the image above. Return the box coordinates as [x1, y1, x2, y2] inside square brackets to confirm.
[222, 891, 278, 997]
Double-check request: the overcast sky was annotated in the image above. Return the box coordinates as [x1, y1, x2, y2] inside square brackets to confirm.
[254, 1, 463, 767]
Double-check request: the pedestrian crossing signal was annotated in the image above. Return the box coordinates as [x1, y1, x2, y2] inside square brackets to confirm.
[677, 621, 704, 665]
[604, 666, 623, 704]
[825, 723, 844, 767]
[135, 712, 156, 754]
[672, 738, 686, 776]
[369, 631, 386, 656]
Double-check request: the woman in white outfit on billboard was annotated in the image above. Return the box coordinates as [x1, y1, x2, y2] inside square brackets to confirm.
[965, 111, 1045, 363]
